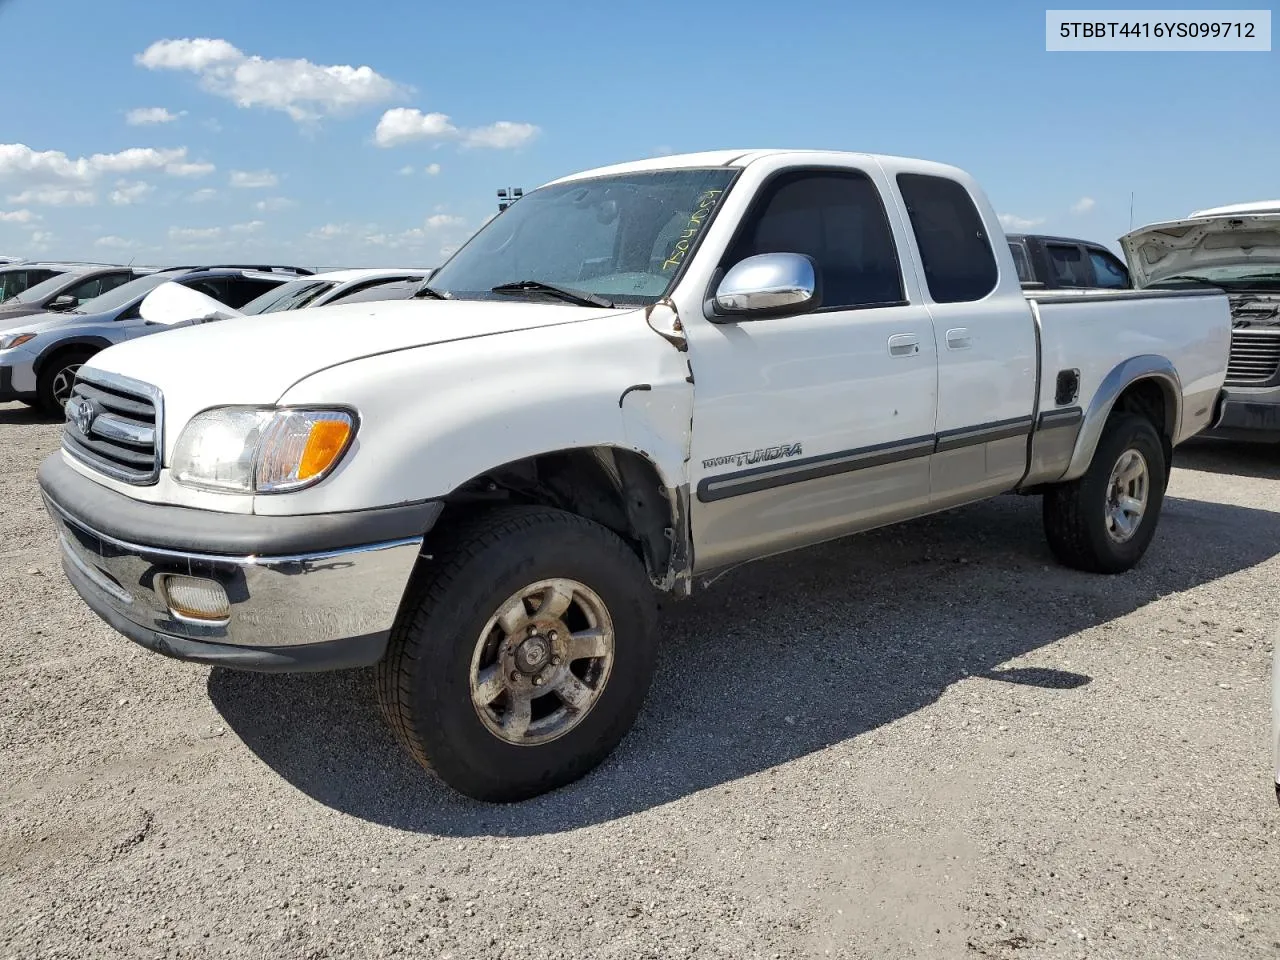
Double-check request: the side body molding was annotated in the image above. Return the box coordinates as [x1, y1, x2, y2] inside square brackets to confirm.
[1060, 354, 1182, 483]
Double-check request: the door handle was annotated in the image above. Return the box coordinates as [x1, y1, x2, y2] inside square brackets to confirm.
[887, 333, 921, 357]
[946, 327, 972, 349]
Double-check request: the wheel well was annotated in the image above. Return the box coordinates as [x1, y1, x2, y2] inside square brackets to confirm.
[34, 341, 103, 380]
[1111, 377, 1175, 465]
[439, 447, 688, 589]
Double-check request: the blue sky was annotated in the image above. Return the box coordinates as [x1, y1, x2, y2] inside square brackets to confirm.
[0, 0, 1275, 267]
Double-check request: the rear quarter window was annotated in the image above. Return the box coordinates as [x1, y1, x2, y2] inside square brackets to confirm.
[896, 174, 998, 303]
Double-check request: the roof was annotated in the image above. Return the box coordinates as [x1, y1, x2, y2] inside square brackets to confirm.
[1189, 200, 1280, 218]
[1006, 232, 1111, 248]
[541, 149, 961, 188]
[295, 267, 430, 283]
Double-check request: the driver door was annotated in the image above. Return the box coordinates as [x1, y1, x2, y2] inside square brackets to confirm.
[684, 164, 940, 572]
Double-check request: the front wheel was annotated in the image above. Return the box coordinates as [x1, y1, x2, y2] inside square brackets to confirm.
[1042, 412, 1168, 574]
[376, 506, 659, 803]
[36, 347, 96, 416]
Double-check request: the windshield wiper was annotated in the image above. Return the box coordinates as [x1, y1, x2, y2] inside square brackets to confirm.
[413, 284, 449, 300]
[1152, 274, 1224, 286]
[491, 280, 614, 308]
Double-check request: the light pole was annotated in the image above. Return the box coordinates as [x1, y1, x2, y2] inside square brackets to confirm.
[497, 187, 524, 213]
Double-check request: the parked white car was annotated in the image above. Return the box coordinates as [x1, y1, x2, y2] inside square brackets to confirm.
[39, 149, 1231, 802]
[138, 267, 432, 328]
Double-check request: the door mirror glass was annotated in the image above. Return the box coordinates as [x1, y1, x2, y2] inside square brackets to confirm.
[48, 294, 78, 311]
[713, 253, 819, 319]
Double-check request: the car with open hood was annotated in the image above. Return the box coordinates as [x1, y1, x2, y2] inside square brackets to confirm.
[1122, 202, 1280, 442]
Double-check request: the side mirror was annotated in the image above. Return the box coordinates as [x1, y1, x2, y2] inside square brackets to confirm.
[711, 253, 820, 320]
[49, 294, 78, 311]
[139, 281, 243, 327]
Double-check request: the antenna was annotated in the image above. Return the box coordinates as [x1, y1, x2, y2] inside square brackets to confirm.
[1129, 192, 1135, 232]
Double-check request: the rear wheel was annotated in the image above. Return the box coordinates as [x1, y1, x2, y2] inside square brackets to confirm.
[376, 506, 659, 803]
[1042, 412, 1167, 573]
[36, 347, 96, 416]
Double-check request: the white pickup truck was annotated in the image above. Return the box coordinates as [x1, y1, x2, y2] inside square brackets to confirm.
[38, 150, 1231, 802]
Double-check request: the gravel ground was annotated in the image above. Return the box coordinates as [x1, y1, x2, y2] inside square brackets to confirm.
[1, 400, 1277, 960]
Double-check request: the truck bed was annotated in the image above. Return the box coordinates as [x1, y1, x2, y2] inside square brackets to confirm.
[1025, 286, 1231, 484]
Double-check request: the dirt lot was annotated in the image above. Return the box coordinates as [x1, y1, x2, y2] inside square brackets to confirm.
[1, 400, 1277, 960]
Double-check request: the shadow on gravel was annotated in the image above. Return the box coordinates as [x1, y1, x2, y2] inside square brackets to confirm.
[1174, 438, 1280, 481]
[208, 491, 1280, 836]
[0, 403, 57, 425]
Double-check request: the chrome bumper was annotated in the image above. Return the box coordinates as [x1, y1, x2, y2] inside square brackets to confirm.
[45, 495, 423, 670]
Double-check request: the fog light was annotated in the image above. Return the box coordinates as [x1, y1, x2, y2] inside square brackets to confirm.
[162, 575, 231, 622]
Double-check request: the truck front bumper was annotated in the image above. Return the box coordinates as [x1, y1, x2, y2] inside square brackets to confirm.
[38, 453, 440, 672]
[1203, 385, 1280, 443]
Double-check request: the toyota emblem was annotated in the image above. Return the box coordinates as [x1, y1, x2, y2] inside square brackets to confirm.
[68, 397, 97, 436]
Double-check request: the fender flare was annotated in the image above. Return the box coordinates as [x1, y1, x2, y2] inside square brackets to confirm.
[1060, 354, 1182, 482]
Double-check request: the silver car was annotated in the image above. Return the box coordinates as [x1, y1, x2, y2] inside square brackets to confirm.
[0, 265, 309, 413]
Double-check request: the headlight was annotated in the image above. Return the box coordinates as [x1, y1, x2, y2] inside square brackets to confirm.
[171, 407, 356, 493]
[0, 333, 35, 350]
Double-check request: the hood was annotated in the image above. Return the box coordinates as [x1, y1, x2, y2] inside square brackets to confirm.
[86, 297, 630, 423]
[1121, 212, 1280, 287]
[0, 309, 89, 335]
[0, 303, 53, 321]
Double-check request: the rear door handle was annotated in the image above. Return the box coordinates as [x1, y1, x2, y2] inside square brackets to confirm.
[946, 327, 972, 349]
[887, 334, 921, 357]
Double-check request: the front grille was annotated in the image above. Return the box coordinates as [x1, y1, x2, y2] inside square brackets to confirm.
[1225, 330, 1280, 386]
[62, 369, 163, 485]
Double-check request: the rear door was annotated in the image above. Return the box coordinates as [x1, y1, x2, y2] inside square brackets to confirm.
[888, 168, 1038, 507]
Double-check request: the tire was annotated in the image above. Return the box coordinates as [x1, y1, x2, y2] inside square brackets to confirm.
[376, 505, 659, 803]
[1042, 412, 1168, 574]
[36, 347, 96, 416]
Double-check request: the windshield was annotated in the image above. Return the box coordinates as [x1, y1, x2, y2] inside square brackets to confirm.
[73, 272, 174, 314]
[427, 168, 738, 305]
[7, 272, 82, 304]
[240, 278, 335, 315]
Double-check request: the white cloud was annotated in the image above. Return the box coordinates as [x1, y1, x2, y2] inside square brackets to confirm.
[1071, 196, 1096, 215]
[375, 108, 456, 147]
[186, 188, 217, 203]
[998, 213, 1046, 231]
[462, 121, 539, 150]
[126, 107, 184, 126]
[136, 38, 408, 123]
[0, 209, 39, 223]
[398, 165, 416, 176]
[230, 219, 265, 234]
[230, 169, 278, 189]
[374, 109, 539, 150]
[87, 147, 188, 176]
[254, 196, 295, 211]
[109, 180, 154, 206]
[7, 187, 96, 206]
[167, 161, 215, 178]
[426, 213, 465, 229]
[169, 226, 223, 242]
[0, 143, 197, 189]
[425, 163, 441, 176]
[95, 235, 140, 249]
[308, 223, 348, 240]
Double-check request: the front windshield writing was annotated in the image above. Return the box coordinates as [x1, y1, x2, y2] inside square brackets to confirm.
[428, 168, 737, 306]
